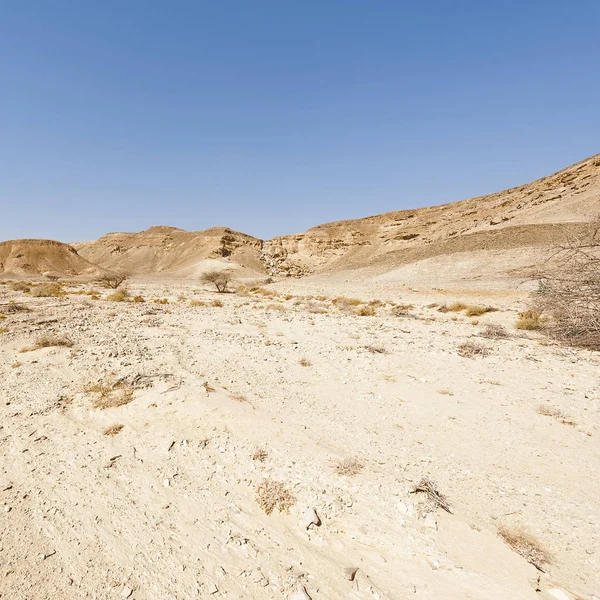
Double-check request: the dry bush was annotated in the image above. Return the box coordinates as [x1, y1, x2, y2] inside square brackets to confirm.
[153, 298, 168, 304]
[85, 378, 135, 410]
[201, 270, 234, 293]
[412, 477, 452, 513]
[533, 220, 600, 349]
[266, 303, 286, 311]
[103, 424, 124, 436]
[106, 288, 129, 302]
[252, 447, 269, 462]
[448, 301, 468, 312]
[537, 404, 577, 426]
[132, 295, 145, 303]
[97, 272, 128, 289]
[437, 304, 450, 313]
[392, 304, 415, 317]
[356, 306, 376, 317]
[210, 299, 223, 307]
[30, 283, 64, 297]
[190, 299, 205, 307]
[333, 296, 362, 307]
[498, 525, 550, 571]
[465, 305, 492, 317]
[438, 388, 454, 396]
[299, 358, 311, 367]
[364, 344, 387, 354]
[0, 302, 30, 314]
[303, 301, 327, 314]
[481, 323, 510, 339]
[256, 479, 295, 515]
[11, 281, 31, 293]
[457, 341, 490, 358]
[515, 310, 543, 330]
[22, 334, 74, 352]
[335, 457, 364, 476]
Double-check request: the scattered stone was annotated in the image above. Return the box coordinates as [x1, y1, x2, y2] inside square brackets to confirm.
[120, 586, 133, 598]
[303, 507, 321, 529]
[343, 567, 359, 581]
[163, 479, 170, 487]
[206, 582, 219, 594]
[422, 513, 438, 530]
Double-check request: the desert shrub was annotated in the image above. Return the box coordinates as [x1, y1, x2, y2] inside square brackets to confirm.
[256, 479, 295, 515]
[516, 310, 543, 330]
[533, 220, 600, 349]
[335, 457, 364, 476]
[299, 358, 311, 366]
[11, 281, 31, 293]
[0, 302, 30, 314]
[252, 447, 269, 462]
[457, 341, 490, 357]
[448, 301, 468, 312]
[106, 288, 130, 302]
[333, 296, 362, 308]
[201, 270, 234, 293]
[132, 295, 145, 303]
[464, 305, 488, 317]
[210, 299, 223, 307]
[266, 303, 286, 311]
[103, 424, 124, 436]
[190, 299, 205, 307]
[30, 283, 64, 297]
[356, 305, 376, 316]
[22, 334, 74, 352]
[498, 525, 550, 570]
[481, 323, 510, 339]
[97, 272, 129, 289]
[153, 298, 169, 304]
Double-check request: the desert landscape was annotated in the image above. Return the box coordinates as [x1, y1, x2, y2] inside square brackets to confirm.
[1, 154, 600, 600]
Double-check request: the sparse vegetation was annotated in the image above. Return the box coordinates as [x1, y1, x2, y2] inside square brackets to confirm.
[364, 344, 387, 354]
[481, 323, 510, 339]
[201, 270, 234, 293]
[22, 334, 74, 352]
[335, 457, 364, 476]
[356, 305, 376, 316]
[153, 298, 169, 304]
[97, 272, 129, 289]
[11, 281, 31, 293]
[457, 341, 490, 358]
[498, 525, 550, 571]
[103, 424, 124, 436]
[0, 302, 30, 314]
[85, 378, 135, 409]
[448, 301, 468, 312]
[516, 310, 543, 330]
[537, 404, 576, 426]
[299, 358, 311, 366]
[256, 479, 295, 515]
[132, 295, 145, 302]
[30, 283, 64, 297]
[190, 299, 206, 307]
[106, 288, 130, 302]
[210, 299, 223, 307]
[252, 447, 269, 462]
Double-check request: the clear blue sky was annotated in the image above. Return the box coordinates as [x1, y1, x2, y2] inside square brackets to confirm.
[1, 1, 598, 242]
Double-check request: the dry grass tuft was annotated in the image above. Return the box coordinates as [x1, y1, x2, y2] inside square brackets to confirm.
[210, 299, 224, 307]
[106, 288, 129, 302]
[103, 424, 124, 436]
[11, 281, 31, 293]
[256, 479, 295, 515]
[516, 310, 543, 330]
[299, 358, 311, 367]
[448, 301, 468, 312]
[364, 344, 387, 354]
[457, 341, 490, 358]
[132, 295, 145, 303]
[190, 299, 206, 307]
[30, 283, 64, 297]
[22, 334, 74, 352]
[356, 305, 376, 317]
[0, 302, 30, 314]
[537, 404, 577, 425]
[412, 477, 452, 513]
[266, 303, 287, 311]
[335, 457, 364, 476]
[85, 378, 135, 410]
[465, 305, 492, 317]
[438, 388, 454, 396]
[498, 525, 550, 571]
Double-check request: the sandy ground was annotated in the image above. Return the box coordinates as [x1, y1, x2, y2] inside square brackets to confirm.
[1, 277, 599, 600]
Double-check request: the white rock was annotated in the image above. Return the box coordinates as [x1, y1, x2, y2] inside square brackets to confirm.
[120, 587, 133, 598]
[548, 590, 571, 600]
[343, 567, 358, 581]
[423, 513, 438, 530]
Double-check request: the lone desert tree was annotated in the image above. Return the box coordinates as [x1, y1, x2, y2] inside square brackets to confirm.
[97, 272, 129, 289]
[201, 270, 233, 293]
[535, 218, 600, 350]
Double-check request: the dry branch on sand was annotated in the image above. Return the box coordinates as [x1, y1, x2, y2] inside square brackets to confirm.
[498, 525, 550, 571]
[335, 457, 364, 476]
[85, 378, 135, 409]
[411, 477, 452, 513]
[457, 341, 490, 358]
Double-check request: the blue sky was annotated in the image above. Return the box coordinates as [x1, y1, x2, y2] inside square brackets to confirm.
[1, 1, 598, 242]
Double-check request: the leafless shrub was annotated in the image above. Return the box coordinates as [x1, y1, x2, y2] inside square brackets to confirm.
[457, 341, 490, 357]
[498, 525, 550, 571]
[356, 305, 376, 317]
[411, 477, 452, 513]
[22, 334, 74, 352]
[106, 288, 130, 302]
[256, 479, 295, 515]
[201, 270, 234, 293]
[481, 323, 510, 339]
[335, 457, 364, 476]
[97, 272, 129, 289]
[516, 310, 543, 330]
[0, 302, 30, 314]
[533, 219, 600, 349]
[537, 404, 576, 426]
[252, 447, 269, 462]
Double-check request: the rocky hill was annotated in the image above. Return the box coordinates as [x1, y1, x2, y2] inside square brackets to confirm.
[0, 239, 105, 277]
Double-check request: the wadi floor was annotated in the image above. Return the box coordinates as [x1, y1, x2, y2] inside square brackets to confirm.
[0, 277, 599, 600]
